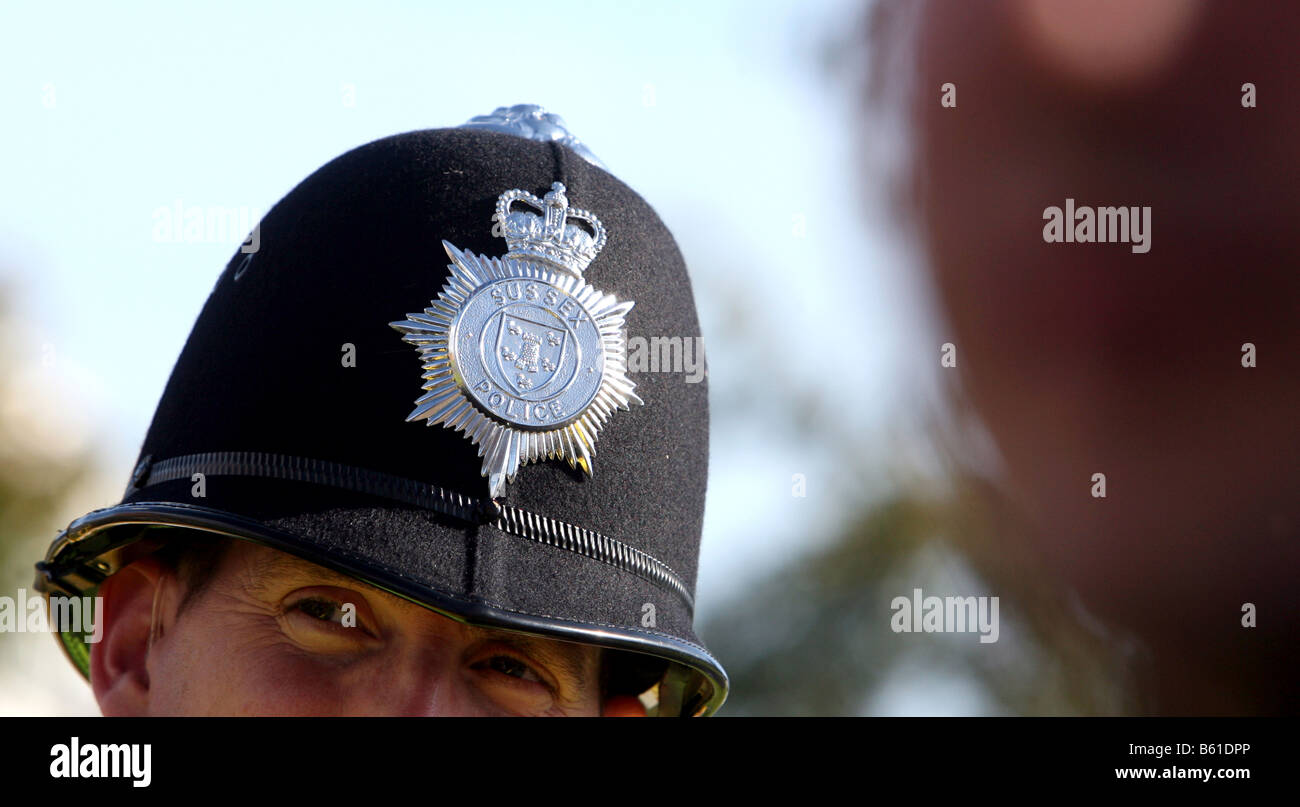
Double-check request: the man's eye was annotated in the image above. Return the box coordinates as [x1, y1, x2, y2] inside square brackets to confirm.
[481, 655, 543, 683]
[291, 597, 346, 625]
[281, 587, 382, 644]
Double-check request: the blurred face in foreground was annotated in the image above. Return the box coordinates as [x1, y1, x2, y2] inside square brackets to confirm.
[881, 0, 1299, 710]
[89, 539, 646, 716]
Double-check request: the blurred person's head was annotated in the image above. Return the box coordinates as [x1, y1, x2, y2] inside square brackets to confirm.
[866, 0, 1299, 712]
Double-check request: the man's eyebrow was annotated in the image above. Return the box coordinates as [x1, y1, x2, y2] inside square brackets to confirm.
[238, 549, 378, 596]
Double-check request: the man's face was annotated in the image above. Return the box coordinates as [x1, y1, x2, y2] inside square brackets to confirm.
[90, 539, 645, 716]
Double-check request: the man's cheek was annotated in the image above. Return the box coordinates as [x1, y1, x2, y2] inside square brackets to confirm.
[229, 654, 354, 715]
[150, 613, 330, 715]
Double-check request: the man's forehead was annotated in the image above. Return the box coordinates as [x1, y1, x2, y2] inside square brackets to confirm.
[232, 542, 389, 593]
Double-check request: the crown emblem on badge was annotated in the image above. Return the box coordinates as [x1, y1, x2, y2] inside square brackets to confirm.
[391, 183, 642, 499]
[496, 182, 606, 276]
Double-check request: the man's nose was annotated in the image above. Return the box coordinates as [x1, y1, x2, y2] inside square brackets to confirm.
[348, 654, 491, 716]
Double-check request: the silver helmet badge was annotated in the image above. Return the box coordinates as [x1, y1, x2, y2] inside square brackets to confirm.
[391, 183, 642, 498]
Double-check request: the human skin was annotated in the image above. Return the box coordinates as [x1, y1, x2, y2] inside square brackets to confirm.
[90, 539, 646, 717]
[889, 0, 1299, 712]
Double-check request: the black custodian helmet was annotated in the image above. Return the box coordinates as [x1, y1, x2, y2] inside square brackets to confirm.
[35, 105, 727, 716]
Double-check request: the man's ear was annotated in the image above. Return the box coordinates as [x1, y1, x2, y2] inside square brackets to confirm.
[89, 556, 179, 716]
[601, 695, 647, 717]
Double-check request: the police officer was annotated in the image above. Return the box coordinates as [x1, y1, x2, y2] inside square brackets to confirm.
[35, 105, 727, 717]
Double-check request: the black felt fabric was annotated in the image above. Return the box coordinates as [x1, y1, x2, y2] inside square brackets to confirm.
[119, 128, 718, 678]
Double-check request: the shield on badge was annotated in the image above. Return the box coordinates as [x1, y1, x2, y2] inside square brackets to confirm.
[494, 311, 567, 396]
